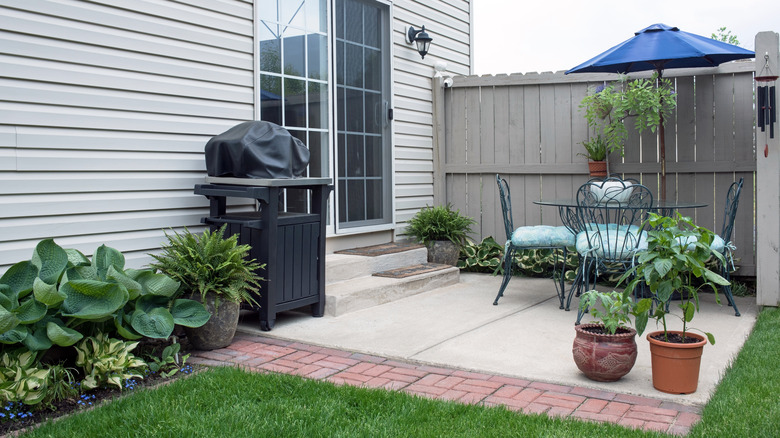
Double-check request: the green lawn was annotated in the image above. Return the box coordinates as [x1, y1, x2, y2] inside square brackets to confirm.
[20, 308, 780, 438]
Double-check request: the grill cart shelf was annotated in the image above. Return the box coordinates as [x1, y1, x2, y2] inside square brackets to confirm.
[195, 177, 332, 331]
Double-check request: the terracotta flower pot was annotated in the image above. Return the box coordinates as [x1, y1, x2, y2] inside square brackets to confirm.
[647, 330, 707, 394]
[572, 323, 637, 382]
[588, 161, 607, 177]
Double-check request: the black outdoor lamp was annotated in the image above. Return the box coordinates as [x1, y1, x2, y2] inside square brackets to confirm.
[407, 25, 432, 59]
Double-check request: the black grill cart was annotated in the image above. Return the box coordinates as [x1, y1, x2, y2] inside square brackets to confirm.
[195, 177, 332, 331]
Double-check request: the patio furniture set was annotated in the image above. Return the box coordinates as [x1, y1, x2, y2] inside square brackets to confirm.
[492, 174, 744, 323]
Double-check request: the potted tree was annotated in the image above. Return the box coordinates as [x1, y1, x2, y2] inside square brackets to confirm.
[621, 212, 730, 394]
[579, 75, 676, 174]
[574, 290, 651, 382]
[404, 204, 476, 266]
[150, 225, 264, 351]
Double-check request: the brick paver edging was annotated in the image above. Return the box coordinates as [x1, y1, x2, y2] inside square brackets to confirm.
[189, 333, 701, 435]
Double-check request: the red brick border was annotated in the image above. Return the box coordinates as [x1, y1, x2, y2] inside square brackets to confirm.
[191, 333, 701, 435]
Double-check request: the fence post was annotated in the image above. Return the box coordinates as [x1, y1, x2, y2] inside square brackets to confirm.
[756, 31, 780, 307]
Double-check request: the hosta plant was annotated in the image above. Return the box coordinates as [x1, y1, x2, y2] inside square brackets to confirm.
[75, 333, 147, 390]
[146, 341, 189, 378]
[0, 239, 211, 354]
[0, 350, 49, 405]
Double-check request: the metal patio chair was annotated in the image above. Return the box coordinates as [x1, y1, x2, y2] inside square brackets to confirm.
[713, 177, 744, 316]
[493, 174, 576, 308]
[574, 178, 653, 324]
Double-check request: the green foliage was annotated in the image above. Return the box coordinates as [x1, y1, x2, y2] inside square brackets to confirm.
[458, 237, 504, 272]
[43, 363, 78, 405]
[0, 350, 49, 405]
[146, 341, 189, 378]
[620, 213, 730, 344]
[0, 240, 210, 354]
[404, 204, 476, 246]
[458, 237, 578, 281]
[711, 27, 740, 46]
[580, 74, 676, 157]
[150, 225, 264, 308]
[75, 333, 147, 390]
[579, 290, 651, 335]
[578, 135, 608, 161]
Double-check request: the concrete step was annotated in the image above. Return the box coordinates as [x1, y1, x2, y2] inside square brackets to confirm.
[325, 264, 460, 317]
[326, 247, 428, 284]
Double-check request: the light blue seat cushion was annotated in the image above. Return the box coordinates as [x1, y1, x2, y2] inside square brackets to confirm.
[576, 224, 647, 260]
[510, 225, 575, 248]
[675, 235, 726, 253]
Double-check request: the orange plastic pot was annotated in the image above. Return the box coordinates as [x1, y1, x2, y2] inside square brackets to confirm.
[646, 330, 706, 394]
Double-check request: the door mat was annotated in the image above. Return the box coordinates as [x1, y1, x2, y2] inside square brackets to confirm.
[334, 242, 424, 257]
[373, 263, 451, 279]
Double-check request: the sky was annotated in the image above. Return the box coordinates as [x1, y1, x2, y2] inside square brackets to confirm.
[473, 0, 780, 75]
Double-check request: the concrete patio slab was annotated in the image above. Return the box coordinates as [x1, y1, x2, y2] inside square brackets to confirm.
[238, 272, 759, 408]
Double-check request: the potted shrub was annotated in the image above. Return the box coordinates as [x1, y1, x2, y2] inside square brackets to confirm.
[621, 212, 730, 394]
[404, 204, 476, 266]
[579, 135, 608, 177]
[573, 290, 650, 382]
[150, 225, 264, 351]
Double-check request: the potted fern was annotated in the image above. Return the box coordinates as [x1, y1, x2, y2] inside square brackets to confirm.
[150, 225, 264, 350]
[579, 135, 608, 177]
[404, 204, 476, 266]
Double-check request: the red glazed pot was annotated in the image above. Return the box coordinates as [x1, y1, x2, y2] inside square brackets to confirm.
[572, 323, 638, 382]
[647, 330, 706, 394]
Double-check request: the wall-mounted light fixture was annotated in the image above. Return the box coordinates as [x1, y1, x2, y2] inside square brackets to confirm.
[406, 25, 432, 59]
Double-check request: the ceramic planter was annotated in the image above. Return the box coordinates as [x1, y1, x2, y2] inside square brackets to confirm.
[647, 330, 706, 394]
[588, 161, 607, 177]
[426, 240, 459, 266]
[572, 323, 637, 382]
[184, 292, 240, 351]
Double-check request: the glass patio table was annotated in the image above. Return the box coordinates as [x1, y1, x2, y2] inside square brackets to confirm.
[532, 199, 708, 312]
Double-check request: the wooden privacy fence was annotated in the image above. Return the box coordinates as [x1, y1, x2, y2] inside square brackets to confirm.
[435, 62, 757, 276]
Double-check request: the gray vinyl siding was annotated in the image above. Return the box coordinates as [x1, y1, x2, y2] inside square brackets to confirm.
[0, 0, 255, 270]
[391, 0, 471, 225]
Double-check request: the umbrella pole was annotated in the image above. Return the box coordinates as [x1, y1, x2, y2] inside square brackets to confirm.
[657, 69, 667, 202]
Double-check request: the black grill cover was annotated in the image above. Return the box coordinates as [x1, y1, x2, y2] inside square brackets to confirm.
[205, 121, 310, 179]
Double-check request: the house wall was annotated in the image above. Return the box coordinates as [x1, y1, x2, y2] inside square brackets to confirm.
[0, 0, 473, 273]
[390, 0, 470, 226]
[0, 0, 256, 270]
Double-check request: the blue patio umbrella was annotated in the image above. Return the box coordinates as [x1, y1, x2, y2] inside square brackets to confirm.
[566, 23, 754, 199]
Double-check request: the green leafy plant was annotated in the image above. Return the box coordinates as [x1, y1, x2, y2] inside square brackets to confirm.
[404, 204, 476, 246]
[620, 213, 730, 344]
[42, 363, 78, 405]
[580, 74, 676, 157]
[458, 237, 504, 272]
[579, 290, 651, 335]
[578, 135, 608, 161]
[458, 237, 578, 281]
[75, 333, 147, 390]
[0, 349, 50, 405]
[150, 225, 264, 309]
[0, 239, 211, 352]
[146, 341, 189, 378]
